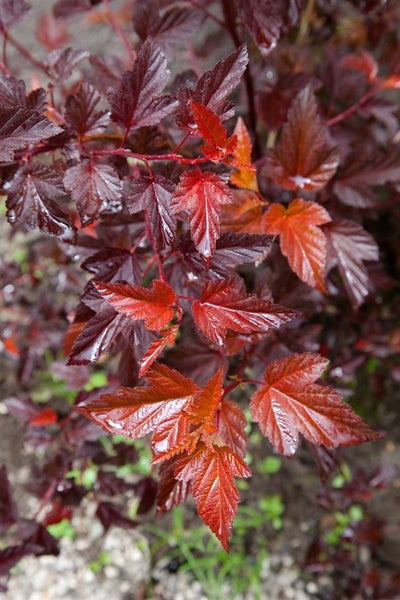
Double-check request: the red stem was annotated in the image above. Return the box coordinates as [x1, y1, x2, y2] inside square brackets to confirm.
[91, 146, 208, 165]
[7, 33, 49, 76]
[103, 0, 136, 64]
[326, 84, 382, 127]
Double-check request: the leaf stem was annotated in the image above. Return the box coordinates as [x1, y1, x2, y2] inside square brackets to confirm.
[103, 0, 136, 64]
[91, 147, 208, 165]
[326, 84, 382, 127]
[6, 33, 49, 76]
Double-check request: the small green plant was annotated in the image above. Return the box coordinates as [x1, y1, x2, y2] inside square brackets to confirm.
[89, 550, 112, 574]
[47, 519, 76, 541]
[324, 505, 364, 547]
[146, 495, 284, 600]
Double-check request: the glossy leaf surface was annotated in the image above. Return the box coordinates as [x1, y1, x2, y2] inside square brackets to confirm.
[250, 353, 381, 456]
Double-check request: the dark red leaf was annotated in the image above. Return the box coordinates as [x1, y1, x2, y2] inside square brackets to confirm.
[171, 170, 233, 260]
[96, 501, 138, 531]
[250, 353, 382, 456]
[0, 543, 42, 576]
[333, 149, 400, 208]
[52, 0, 100, 18]
[0, 466, 19, 532]
[0, 108, 62, 163]
[108, 39, 177, 132]
[156, 457, 191, 515]
[236, 0, 283, 59]
[5, 162, 77, 242]
[82, 247, 142, 284]
[266, 86, 340, 191]
[46, 47, 89, 82]
[64, 161, 122, 226]
[324, 219, 379, 309]
[126, 175, 176, 254]
[134, 3, 203, 55]
[192, 276, 298, 347]
[0, 73, 26, 108]
[65, 82, 110, 138]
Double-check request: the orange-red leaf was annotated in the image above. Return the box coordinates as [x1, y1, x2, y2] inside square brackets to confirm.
[230, 117, 258, 191]
[263, 198, 331, 292]
[138, 325, 179, 377]
[266, 86, 340, 191]
[250, 353, 381, 457]
[192, 276, 298, 347]
[29, 407, 58, 427]
[188, 368, 224, 432]
[341, 50, 378, 82]
[219, 399, 247, 458]
[173, 441, 251, 550]
[77, 362, 196, 442]
[171, 170, 233, 260]
[94, 279, 177, 331]
[190, 100, 238, 162]
[221, 189, 267, 234]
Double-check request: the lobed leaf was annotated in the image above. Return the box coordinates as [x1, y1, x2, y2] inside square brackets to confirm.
[95, 279, 177, 331]
[65, 82, 110, 137]
[5, 162, 76, 242]
[190, 100, 238, 162]
[324, 219, 379, 309]
[250, 353, 381, 456]
[174, 441, 251, 550]
[0, 108, 62, 163]
[126, 175, 176, 254]
[171, 170, 233, 260]
[263, 198, 331, 291]
[108, 39, 177, 132]
[64, 161, 122, 225]
[192, 276, 298, 346]
[266, 86, 340, 191]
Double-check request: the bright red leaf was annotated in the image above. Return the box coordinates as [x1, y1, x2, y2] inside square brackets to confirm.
[188, 368, 224, 432]
[190, 100, 238, 162]
[173, 440, 251, 550]
[138, 324, 179, 378]
[171, 170, 233, 260]
[78, 362, 196, 441]
[266, 86, 340, 191]
[263, 198, 331, 292]
[250, 353, 381, 457]
[341, 50, 379, 83]
[219, 399, 247, 459]
[192, 276, 298, 347]
[95, 279, 177, 331]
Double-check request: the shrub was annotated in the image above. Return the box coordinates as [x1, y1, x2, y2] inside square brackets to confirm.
[1, 0, 399, 588]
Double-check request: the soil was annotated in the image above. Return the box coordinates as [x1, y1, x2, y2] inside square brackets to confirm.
[1, 2, 400, 598]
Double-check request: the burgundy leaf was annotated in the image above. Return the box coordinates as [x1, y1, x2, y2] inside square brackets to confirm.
[156, 457, 191, 515]
[333, 149, 400, 208]
[324, 219, 379, 309]
[46, 47, 89, 81]
[65, 82, 110, 137]
[52, 0, 100, 17]
[126, 175, 176, 253]
[134, 3, 203, 55]
[0, 543, 42, 577]
[0, 0, 30, 32]
[236, 0, 283, 59]
[0, 108, 62, 162]
[0, 73, 26, 108]
[82, 247, 142, 284]
[5, 162, 77, 242]
[108, 39, 177, 132]
[0, 466, 19, 532]
[64, 161, 122, 225]
[96, 501, 138, 531]
[266, 86, 340, 191]
[219, 399, 247, 459]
